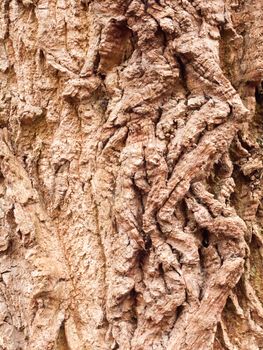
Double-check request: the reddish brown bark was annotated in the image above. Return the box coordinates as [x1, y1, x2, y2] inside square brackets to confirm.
[0, 0, 263, 349]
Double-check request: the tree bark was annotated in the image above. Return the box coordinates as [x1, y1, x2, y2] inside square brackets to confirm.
[0, 0, 263, 349]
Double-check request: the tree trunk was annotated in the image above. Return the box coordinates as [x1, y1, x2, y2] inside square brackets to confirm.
[0, 0, 263, 349]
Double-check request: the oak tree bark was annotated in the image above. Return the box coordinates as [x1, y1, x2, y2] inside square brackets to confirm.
[0, 0, 263, 349]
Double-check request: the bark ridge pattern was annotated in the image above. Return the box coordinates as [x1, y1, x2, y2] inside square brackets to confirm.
[0, 0, 263, 349]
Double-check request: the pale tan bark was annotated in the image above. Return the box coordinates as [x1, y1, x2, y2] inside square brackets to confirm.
[0, 0, 263, 349]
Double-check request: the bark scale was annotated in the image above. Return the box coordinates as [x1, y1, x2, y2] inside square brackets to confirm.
[0, 0, 263, 349]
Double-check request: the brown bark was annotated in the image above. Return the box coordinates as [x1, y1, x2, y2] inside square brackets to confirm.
[0, 0, 263, 349]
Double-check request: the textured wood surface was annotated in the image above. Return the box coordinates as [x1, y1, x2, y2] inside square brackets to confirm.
[0, 0, 263, 349]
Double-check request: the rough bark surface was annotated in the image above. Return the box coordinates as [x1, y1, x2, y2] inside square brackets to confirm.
[0, 0, 263, 349]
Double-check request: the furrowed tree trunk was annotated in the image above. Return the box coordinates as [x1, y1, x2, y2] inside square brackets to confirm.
[0, 0, 263, 349]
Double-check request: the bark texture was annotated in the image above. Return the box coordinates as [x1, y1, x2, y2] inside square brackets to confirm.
[0, 0, 263, 349]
